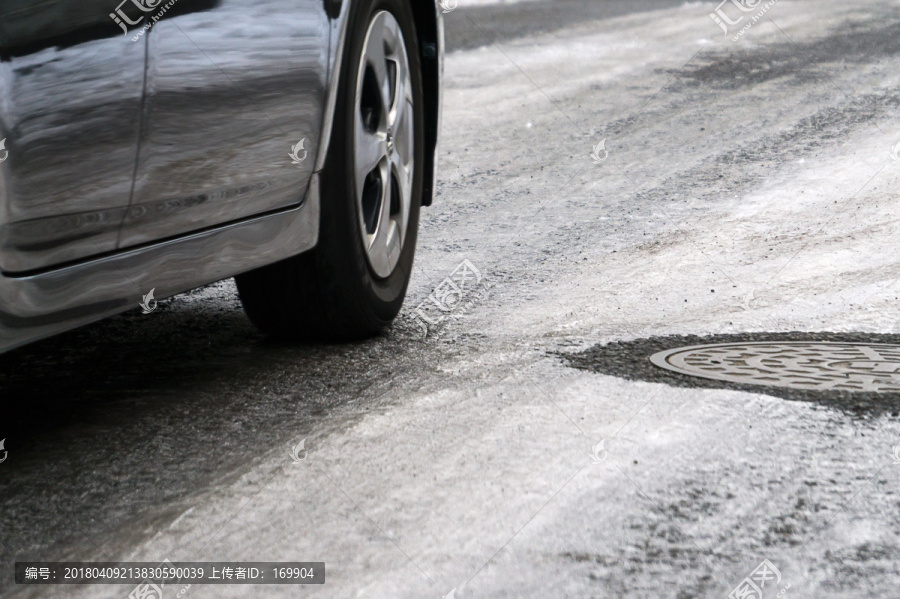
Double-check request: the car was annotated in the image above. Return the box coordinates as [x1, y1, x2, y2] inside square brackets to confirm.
[0, 0, 443, 351]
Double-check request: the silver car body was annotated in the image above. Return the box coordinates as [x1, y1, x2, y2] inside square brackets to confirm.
[0, 0, 442, 352]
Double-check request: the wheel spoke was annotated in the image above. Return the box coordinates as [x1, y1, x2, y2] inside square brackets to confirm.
[383, 17, 407, 122]
[391, 155, 412, 247]
[354, 121, 385, 200]
[393, 95, 414, 165]
[362, 14, 392, 125]
[366, 161, 398, 273]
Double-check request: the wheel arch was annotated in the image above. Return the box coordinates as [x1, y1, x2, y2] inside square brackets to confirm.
[410, 0, 443, 206]
[315, 0, 442, 206]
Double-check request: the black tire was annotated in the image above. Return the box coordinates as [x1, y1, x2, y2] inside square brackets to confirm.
[235, 0, 425, 342]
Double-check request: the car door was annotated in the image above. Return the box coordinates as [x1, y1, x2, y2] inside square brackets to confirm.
[0, 0, 146, 273]
[118, 0, 330, 248]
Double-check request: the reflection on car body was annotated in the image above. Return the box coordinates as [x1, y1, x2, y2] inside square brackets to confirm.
[0, 0, 443, 351]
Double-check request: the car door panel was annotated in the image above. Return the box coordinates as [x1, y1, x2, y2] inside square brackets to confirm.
[0, 0, 145, 273]
[119, 0, 329, 249]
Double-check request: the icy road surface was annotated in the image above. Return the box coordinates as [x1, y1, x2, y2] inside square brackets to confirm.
[3, 1, 900, 598]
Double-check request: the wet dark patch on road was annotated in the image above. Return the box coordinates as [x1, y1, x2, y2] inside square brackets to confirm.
[823, 541, 900, 591]
[672, 16, 900, 91]
[445, 0, 686, 52]
[562, 332, 900, 416]
[0, 280, 427, 586]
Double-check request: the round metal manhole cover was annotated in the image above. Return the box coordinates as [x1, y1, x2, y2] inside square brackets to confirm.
[650, 342, 900, 393]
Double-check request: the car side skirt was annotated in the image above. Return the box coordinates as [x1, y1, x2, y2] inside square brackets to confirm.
[0, 177, 319, 354]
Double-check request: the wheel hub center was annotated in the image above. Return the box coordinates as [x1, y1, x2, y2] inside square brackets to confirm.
[386, 129, 395, 155]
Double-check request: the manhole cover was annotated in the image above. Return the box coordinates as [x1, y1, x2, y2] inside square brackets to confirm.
[650, 342, 900, 393]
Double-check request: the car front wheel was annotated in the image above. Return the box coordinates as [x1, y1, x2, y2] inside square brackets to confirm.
[235, 0, 425, 342]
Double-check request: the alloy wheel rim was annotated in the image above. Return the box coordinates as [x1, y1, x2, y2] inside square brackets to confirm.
[353, 10, 414, 279]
